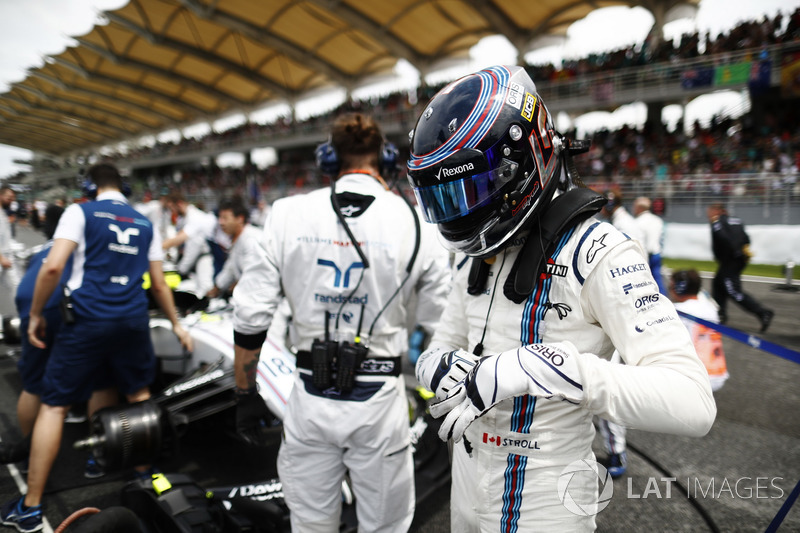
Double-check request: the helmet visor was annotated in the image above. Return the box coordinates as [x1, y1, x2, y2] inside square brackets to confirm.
[412, 161, 519, 223]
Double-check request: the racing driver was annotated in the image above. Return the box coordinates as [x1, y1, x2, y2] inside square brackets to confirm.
[409, 66, 716, 531]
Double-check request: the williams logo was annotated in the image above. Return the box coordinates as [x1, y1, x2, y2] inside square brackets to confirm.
[435, 162, 475, 180]
[107, 223, 140, 255]
[317, 259, 364, 288]
[108, 224, 139, 244]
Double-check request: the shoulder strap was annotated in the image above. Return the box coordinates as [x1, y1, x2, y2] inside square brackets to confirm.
[502, 187, 606, 303]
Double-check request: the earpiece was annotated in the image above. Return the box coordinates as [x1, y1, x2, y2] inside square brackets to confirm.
[671, 270, 699, 296]
[81, 177, 132, 199]
[315, 142, 341, 176]
[379, 142, 399, 178]
[315, 141, 400, 178]
[82, 178, 98, 199]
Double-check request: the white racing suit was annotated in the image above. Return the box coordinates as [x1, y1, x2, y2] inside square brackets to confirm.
[418, 217, 716, 532]
[232, 173, 450, 532]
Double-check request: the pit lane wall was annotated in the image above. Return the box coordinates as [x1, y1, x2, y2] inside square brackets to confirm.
[664, 224, 800, 265]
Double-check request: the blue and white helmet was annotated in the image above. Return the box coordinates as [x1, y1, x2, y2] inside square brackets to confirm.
[407, 66, 565, 257]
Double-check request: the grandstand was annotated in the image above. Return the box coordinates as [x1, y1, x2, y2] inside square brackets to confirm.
[0, 1, 797, 228]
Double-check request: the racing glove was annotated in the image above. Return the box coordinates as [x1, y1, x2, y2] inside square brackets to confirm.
[235, 387, 272, 446]
[430, 342, 585, 442]
[415, 347, 482, 402]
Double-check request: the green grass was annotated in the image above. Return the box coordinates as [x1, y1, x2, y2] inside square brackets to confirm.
[662, 258, 800, 280]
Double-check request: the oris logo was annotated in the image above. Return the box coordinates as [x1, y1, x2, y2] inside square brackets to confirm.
[527, 344, 566, 366]
[635, 294, 660, 308]
[435, 162, 475, 180]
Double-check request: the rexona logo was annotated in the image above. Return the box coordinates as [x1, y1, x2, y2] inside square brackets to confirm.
[435, 162, 475, 180]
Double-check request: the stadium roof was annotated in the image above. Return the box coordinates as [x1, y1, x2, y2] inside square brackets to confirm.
[0, 0, 697, 156]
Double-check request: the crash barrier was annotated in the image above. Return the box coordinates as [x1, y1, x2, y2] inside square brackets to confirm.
[677, 310, 800, 532]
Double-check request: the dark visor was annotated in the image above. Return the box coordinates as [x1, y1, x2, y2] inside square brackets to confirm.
[412, 161, 519, 223]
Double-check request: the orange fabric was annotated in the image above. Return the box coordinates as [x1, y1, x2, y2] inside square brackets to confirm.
[692, 324, 728, 379]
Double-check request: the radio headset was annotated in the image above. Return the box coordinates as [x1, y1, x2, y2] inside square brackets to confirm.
[81, 176, 132, 199]
[311, 140, 420, 392]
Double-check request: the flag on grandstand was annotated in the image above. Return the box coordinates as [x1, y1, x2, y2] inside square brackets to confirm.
[748, 59, 771, 95]
[681, 67, 713, 89]
[714, 62, 751, 87]
[780, 52, 800, 99]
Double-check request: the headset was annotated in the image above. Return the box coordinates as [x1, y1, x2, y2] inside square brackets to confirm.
[671, 269, 700, 296]
[314, 140, 400, 179]
[81, 176, 132, 199]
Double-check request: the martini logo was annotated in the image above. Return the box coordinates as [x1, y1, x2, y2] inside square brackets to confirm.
[540, 258, 568, 279]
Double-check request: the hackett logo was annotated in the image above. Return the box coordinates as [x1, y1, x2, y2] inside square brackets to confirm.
[609, 263, 647, 278]
[435, 162, 475, 180]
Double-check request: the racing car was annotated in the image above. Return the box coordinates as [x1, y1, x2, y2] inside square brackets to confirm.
[75, 293, 449, 532]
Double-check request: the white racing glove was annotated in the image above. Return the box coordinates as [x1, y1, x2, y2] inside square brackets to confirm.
[430, 341, 585, 442]
[415, 347, 482, 402]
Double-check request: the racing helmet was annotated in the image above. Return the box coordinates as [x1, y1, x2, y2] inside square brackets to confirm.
[407, 65, 565, 257]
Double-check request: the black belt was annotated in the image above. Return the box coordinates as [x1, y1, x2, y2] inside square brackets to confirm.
[296, 351, 402, 377]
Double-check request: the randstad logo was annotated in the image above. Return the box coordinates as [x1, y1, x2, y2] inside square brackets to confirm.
[558, 459, 614, 516]
[435, 162, 474, 180]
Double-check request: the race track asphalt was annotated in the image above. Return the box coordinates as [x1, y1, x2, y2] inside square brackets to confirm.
[1, 224, 798, 532]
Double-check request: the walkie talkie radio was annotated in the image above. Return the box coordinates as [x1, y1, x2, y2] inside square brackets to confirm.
[310, 311, 338, 390]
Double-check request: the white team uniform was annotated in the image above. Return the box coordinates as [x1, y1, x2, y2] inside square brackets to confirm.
[420, 217, 715, 532]
[213, 224, 262, 292]
[232, 173, 450, 532]
[0, 204, 21, 303]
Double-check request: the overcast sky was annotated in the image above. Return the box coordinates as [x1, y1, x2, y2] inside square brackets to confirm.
[0, 0, 798, 180]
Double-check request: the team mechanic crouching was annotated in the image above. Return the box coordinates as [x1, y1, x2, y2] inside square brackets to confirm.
[409, 66, 716, 532]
